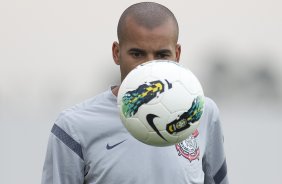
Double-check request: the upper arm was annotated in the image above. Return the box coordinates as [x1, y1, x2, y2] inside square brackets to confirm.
[202, 99, 228, 184]
[41, 123, 85, 184]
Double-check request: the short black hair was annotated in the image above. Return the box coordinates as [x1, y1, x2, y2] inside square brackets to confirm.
[117, 2, 179, 42]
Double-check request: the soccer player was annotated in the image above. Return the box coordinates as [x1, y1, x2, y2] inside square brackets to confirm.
[41, 2, 228, 184]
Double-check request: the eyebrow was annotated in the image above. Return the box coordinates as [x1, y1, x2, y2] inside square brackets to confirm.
[128, 48, 146, 53]
[128, 48, 172, 54]
[155, 49, 172, 54]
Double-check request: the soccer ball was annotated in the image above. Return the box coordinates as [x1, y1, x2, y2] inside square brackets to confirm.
[117, 60, 205, 146]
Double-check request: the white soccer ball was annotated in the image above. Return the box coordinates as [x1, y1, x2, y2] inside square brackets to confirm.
[117, 60, 205, 146]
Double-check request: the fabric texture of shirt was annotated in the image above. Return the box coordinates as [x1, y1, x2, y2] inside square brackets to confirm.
[41, 88, 228, 184]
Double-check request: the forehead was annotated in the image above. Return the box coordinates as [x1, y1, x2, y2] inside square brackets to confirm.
[120, 17, 177, 50]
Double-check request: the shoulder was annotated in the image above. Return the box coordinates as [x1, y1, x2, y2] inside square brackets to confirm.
[50, 89, 115, 148]
[204, 97, 220, 119]
[53, 90, 112, 133]
[199, 97, 222, 132]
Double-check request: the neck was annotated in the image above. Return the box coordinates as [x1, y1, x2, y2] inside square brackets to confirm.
[111, 86, 120, 97]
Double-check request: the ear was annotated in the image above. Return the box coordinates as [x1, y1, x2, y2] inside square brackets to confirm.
[112, 41, 120, 65]
[175, 44, 181, 62]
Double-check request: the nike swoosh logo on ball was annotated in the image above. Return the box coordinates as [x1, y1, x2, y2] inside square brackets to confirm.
[106, 139, 127, 150]
[146, 114, 167, 141]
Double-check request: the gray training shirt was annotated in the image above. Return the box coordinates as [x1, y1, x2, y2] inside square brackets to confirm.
[41, 88, 228, 184]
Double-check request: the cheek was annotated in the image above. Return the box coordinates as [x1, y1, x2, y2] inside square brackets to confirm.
[120, 62, 138, 79]
[122, 64, 134, 75]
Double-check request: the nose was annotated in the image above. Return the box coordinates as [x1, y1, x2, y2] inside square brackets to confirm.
[138, 55, 155, 66]
[147, 54, 155, 62]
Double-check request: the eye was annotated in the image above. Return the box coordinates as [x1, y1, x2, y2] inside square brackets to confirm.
[130, 51, 145, 58]
[156, 53, 170, 59]
[132, 52, 142, 57]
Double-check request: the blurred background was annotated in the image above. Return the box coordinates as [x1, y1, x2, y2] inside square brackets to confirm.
[0, 0, 281, 183]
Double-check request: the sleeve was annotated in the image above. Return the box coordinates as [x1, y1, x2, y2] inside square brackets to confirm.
[41, 121, 85, 184]
[202, 100, 229, 184]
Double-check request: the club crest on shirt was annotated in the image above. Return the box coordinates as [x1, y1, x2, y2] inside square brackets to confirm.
[175, 129, 200, 162]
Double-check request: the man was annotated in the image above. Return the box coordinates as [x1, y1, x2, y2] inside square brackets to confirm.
[42, 2, 228, 184]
